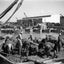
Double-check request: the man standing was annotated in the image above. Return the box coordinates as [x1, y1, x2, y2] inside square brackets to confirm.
[15, 26, 23, 58]
[57, 33, 61, 52]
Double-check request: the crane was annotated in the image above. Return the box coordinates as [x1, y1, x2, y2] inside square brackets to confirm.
[0, 0, 24, 26]
[24, 12, 27, 18]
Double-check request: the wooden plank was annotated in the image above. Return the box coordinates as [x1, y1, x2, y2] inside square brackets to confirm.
[0, 54, 14, 64]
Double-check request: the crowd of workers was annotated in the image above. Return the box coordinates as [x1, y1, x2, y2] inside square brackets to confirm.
[1, 26, 64, 59]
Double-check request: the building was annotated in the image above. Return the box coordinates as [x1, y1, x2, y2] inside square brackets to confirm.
[21, 15, 51, 28]
[60, 16, 64, 26]
[16, 14, 64, 29]
[42, 14, 64, 30]
[43, 14, 61, 23]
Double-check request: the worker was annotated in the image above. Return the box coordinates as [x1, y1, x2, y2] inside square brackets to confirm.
[57, 33, 61, 52]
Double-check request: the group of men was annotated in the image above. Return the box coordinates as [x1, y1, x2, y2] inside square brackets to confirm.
[1, 25, 63, 59]
[1, 26, 23, 56]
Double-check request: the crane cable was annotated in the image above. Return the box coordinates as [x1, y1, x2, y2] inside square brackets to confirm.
[3, 0, 24, 26]
[0, 0, 18, 19]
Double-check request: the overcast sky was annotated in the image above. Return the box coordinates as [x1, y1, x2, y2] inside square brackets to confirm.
[0, 0, 64, 23]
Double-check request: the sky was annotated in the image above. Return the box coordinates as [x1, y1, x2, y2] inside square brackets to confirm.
[0, 0, 64, 23]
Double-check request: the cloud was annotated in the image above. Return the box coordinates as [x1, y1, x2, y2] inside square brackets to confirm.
[49, 0, 64, 1]
[4, 0, 14, 2]
[4, 0, 13, 1]
[4, 0, 64, 2]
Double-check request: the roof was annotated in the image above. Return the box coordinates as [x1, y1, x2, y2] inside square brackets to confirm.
[23, 15, 51, 20]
